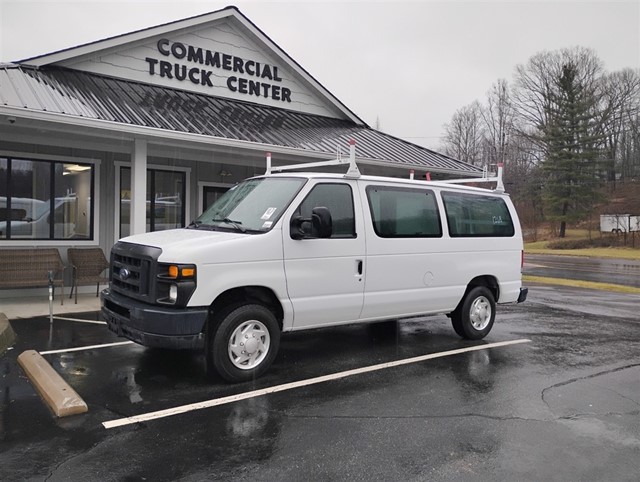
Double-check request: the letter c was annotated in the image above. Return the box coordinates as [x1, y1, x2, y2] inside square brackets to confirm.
[227, 77, 238, 92]
[157, 39, 170, 56]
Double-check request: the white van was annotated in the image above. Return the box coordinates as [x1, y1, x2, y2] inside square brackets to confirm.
[102, 146, 527, 382]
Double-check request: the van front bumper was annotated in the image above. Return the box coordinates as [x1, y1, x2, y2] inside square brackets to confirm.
[101, 289, 208, 350]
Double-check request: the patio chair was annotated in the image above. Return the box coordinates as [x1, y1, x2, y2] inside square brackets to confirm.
[68, 247, 110, 304]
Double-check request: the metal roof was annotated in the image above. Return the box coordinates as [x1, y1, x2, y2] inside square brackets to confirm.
[0, 65, 481, 175]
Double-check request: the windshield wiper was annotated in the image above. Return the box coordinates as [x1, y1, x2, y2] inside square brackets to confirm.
[187, 220, 203, 229]
[210, 218, 246, 233]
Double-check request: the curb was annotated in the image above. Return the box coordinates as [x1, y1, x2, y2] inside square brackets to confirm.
[17, 350, 88, 417]
[0, 312, 16, 355]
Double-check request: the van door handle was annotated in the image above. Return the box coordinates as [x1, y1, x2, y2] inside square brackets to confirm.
[357, 260, 363, 275]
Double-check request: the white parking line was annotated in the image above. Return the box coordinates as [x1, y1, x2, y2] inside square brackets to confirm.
[40, 341, 134, 355]
[53, 316, 107, 325]
[102, 338, 531, 429]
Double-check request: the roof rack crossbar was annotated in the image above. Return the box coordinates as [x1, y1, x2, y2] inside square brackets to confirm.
[265, 140, 361, 179]
[438, 163, 505, 193]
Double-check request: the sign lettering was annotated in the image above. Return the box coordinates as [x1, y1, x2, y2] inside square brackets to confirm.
[145, 39, 292, 103]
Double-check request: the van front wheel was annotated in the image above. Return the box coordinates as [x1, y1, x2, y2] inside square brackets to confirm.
[451, 286, 495, 340]
[210, 304, 280, 383]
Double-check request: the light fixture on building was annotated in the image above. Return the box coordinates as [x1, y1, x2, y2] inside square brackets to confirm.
[63, 164, 91, 175]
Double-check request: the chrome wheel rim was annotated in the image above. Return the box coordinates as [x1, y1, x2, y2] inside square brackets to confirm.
[228, 320, 270, 370]
[469, 296, 492, 331]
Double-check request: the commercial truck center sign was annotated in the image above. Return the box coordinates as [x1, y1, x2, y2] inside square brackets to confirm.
[145, 39, 292, 102]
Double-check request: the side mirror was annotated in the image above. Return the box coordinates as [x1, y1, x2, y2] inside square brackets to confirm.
[311, 207, 332, 238]
[290, 206, 333, 240]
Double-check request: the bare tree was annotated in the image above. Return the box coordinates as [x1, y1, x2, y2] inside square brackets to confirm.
[480, 79, 515, 167]
[512, 47, 604, 143]
[599, 69, 640, 183]
[441, 101, 486, 166]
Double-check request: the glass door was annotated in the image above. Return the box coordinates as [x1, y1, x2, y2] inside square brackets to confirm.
[119, 167, 186, 238]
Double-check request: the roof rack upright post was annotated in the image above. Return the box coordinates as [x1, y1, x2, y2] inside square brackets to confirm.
[345, 139, 361, 179]
[265, 152, 272, 175]
[495, 163, 505, 193]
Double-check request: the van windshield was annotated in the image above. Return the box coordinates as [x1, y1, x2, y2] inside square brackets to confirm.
[192, 177, 306, 233]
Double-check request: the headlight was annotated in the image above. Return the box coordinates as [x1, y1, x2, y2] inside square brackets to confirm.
[156, 263, 197, 306]
[169, 284, 178, 303]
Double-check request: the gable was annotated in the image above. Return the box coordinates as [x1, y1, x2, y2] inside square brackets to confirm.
[18, 7, 362, 123]
[54, 18, 343, 119]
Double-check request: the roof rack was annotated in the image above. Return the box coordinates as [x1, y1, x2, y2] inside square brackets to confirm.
[437, 163, 505, 193]
[265, 139, 361, 179]
[265, 140, 504, 192]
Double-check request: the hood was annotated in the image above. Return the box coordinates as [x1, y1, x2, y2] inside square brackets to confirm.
[120, 228, 246, 261]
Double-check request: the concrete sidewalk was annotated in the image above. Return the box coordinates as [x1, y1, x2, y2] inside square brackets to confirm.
[1, 293, 101, 321]
[1, 293, 102, 353]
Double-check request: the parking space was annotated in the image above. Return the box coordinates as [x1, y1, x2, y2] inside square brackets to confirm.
[2, 285, 639, 480]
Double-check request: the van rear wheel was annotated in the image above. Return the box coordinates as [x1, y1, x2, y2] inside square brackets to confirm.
[210, 304, 280, 383]
[451, 286, 495, 340]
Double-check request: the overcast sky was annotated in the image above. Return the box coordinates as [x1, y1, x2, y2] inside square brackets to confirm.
[1, 0, 638, 150]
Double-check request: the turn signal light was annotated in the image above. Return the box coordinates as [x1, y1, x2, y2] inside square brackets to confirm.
[167, 265, 196, 278]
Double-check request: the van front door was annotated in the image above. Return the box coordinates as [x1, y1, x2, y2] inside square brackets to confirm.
[283, 181, 365, 329]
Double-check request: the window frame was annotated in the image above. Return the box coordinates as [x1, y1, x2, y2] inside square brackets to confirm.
[365, 184, 443, 239]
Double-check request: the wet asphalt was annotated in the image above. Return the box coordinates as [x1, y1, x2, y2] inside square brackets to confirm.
[524, 254, 640, 287]
[1, 284, 639, 481]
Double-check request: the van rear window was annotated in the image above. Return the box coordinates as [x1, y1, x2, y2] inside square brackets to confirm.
[442, 192, 514, 237]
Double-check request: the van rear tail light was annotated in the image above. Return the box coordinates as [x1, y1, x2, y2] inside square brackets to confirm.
[521, 250, 525, 270]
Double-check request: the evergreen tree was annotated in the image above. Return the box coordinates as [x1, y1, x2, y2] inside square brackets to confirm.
[540, 62, 605, 237]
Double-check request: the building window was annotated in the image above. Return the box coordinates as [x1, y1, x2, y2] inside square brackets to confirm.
[119, 167, 186, 238]
[0, 157, 94, 240]
[202, 185, 229, 213]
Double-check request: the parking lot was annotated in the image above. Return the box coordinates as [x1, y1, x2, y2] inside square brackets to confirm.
[1, 284, 639, 481]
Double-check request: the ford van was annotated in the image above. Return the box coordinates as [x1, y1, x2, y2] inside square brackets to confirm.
[102, 144, 527, 382]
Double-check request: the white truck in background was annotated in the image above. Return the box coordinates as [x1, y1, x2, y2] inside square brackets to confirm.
[600, 214, 640, 233]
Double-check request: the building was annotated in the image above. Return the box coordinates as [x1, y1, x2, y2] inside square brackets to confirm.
[0, 6, 481, 299]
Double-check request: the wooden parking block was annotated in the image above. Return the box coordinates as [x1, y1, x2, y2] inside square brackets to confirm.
[17, 350, 88, 417]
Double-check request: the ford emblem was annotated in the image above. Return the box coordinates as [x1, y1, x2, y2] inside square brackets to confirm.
[120, 268, 131, 280]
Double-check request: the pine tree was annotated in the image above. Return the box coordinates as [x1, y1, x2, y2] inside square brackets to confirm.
[540, 63, 605, 237]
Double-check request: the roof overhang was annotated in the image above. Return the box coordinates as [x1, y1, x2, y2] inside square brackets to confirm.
[0, 105, 482, 177]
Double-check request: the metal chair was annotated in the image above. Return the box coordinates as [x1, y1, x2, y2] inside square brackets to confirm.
[68, 248, 110, 304]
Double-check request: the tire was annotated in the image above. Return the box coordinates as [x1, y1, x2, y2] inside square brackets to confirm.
[210, 304, 280, 383]
[450, 286, 496, 340]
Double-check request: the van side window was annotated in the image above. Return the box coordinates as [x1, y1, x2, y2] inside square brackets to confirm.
[366, 186, 442, 238]
[294, 183, 356, 238]
[442, 192, 514, 237]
